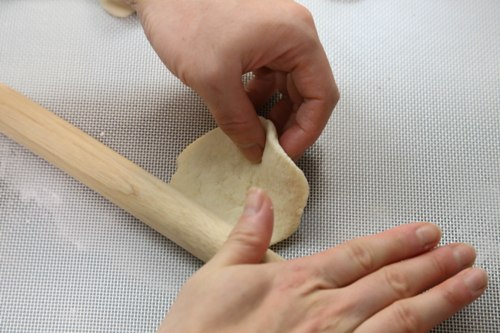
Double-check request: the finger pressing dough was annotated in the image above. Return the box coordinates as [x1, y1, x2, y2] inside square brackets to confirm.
[170, 118, 309, 244]
[100, 0, 135, 18]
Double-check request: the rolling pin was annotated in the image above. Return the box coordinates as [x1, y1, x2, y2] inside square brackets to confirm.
[0, 83, 282, 263]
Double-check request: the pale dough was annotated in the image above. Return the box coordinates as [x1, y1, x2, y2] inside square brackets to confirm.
[100, 0, 135, 18]
[170, 118, 309, 245]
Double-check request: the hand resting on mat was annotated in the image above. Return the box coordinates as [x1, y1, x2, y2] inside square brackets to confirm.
[157, 188, 487, 333]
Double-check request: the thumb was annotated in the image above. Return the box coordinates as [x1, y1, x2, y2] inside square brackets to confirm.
[212, 188, 274, 267]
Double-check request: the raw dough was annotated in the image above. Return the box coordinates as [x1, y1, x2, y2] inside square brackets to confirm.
[100, 0, 135, 18]
[170, 118, 309, 244]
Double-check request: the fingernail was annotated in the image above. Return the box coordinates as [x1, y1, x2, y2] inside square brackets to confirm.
[416, 225, 439, 249]
[453, 244, 476, 267]
[464, 268, 488, 294]
[243, 188, 263, 216]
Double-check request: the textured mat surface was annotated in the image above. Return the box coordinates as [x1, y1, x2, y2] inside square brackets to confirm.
[1, 0, 499, 332]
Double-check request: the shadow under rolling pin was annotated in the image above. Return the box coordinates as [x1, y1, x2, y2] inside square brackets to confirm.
[0, 83, 283, 263]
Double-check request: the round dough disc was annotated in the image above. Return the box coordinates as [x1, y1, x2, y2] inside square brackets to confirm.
[170, 118, 309, 244]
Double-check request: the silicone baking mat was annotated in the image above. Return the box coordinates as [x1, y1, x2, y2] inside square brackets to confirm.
[1, 0, 499, 331]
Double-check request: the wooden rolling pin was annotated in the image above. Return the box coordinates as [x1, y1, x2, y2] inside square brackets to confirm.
[0, 83, 282, 263]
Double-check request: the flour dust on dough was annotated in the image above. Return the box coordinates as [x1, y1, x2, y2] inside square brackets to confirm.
[170, 118, 309, 245]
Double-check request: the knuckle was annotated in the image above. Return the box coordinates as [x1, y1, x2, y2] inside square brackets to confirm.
[217, 118, 258, 145]
[392, 301, 421, 333]
[304, 316, 341, 333]
[305, 301, 355, 332]
[296, 31, 320, 51]
[440, 283, 464, 306]
[229, 225, 262, 249]
[392, 232, 408, 252]
[289, 3, 315, 26]
[197, 63, 225, 85]
[429, 251, 451, 276]
[274, 262, 332, 295]
[383, 267, 412, 298]
[279, 3, 317, 43]
[345, 241, 376, 272]
[185, 64, 225, 89]
[276, 264, 309, 291]
[176, 53, 227, 89]
[298, 118, 322, 143]
[219, 118, 250, 134]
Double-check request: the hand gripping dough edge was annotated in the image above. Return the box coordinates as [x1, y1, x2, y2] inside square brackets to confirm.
[170, 118, 310, 244]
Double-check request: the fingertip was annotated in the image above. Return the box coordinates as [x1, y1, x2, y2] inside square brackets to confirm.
[213, 188, 274, 266]
[414, 223, 441, 250]
[217, 115, 266, 163]
[243, 187, 265, 216]
[463, 267, 488, 296]
[204, 77, 267, 163]
[243, 187, 274, 229]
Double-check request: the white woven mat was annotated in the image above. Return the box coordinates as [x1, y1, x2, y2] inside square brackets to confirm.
[1, 0, 499, 332]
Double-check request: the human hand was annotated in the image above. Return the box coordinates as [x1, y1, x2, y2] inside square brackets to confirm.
[157, 188, 487, 333]
[134, 0, 339, 162]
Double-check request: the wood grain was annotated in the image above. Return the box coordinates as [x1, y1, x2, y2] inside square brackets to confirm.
[0, 83, 283, 263]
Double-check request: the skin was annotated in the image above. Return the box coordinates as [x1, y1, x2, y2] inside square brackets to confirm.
[117, 2, 487, 331]
[131, 0, 339, 162]
[158, 189, 488, 333]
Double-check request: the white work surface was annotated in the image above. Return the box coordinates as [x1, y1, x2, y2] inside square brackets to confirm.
[1, 0, 499, 332]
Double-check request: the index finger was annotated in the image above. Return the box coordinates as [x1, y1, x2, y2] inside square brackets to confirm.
[310, 222, 442, 288]
[197, 71, 267, 163]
